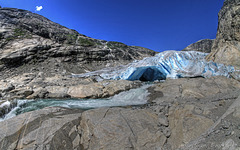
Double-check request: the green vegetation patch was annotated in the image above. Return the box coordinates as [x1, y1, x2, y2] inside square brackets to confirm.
[6, 28, 32, 41]
[66, 34, 78, 44]
[107, 41, 128, 48]
[65, 34, 95, 47]
[78, 37, 95, 47]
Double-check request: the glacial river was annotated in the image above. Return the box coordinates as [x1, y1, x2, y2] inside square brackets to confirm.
[0, 85, 150, 121]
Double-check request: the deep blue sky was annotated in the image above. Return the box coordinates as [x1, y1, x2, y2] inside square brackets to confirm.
[0, 0, 225, 52]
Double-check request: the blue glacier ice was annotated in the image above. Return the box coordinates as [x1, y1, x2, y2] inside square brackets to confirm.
[73, 50, 236, 81]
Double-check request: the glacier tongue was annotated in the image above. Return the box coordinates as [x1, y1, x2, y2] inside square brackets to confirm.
[74, 50, 235, 81]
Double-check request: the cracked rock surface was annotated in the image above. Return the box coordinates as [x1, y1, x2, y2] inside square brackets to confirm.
[0, 76, 239, 150]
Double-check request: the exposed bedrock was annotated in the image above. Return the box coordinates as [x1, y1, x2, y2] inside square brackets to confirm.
[0, 73, 142, 100]
[0, 7, 157, 78]
[182, 39, 214, 53]
[0, 76, 239, 150]
[206, 0, 240, 66]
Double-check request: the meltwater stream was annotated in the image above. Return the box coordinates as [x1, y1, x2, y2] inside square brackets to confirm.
[0, 85, 150, 121]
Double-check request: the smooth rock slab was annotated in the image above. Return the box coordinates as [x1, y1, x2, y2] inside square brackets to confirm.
[168, 104, 214, 150]
[79, 107, 166, 150]
[0, 107, 83, 150]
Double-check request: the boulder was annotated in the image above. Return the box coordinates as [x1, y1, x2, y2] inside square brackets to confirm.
[68, 80, 142, 99]
[26, 87, 49, 99]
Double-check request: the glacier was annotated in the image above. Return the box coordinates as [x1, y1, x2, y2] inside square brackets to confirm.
[73, 50, 236, 81]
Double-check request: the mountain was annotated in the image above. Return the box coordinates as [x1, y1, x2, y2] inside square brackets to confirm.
[182, 39, 214, 53]
[206, 0, 240, 66]
[0, 7, 157, 78]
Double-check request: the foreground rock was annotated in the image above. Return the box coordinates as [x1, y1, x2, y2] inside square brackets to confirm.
[0, 107, 167, 150]
[182, 39, 214, 53]
[0, 107, 83, 150]
[206, 0, 240, 66]
[79, 107, 167, 150]
[179, 95, 240, 150]
[0, 76, 239, 150]
[147, 76, 240, 149]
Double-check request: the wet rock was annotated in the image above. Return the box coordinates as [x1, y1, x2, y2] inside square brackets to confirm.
[0, 100, 17, 118]
[47, 92, 71, 99]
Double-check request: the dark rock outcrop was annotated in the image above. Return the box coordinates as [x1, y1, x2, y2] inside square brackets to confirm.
[0, 8, 157, 78]
[206, 0, 240, 66]
[182, 39, 214, 53]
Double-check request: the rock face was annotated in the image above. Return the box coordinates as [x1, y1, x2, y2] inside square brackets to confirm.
[0, 7, 157, 78]
[206, 0, 240, 66]
[182, 39, 214, 53]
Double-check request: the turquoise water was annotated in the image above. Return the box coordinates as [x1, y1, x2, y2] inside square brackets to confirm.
[0, 85, 150, 121]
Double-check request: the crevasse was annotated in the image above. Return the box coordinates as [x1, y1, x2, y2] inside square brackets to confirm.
[73, 50, 235, 81]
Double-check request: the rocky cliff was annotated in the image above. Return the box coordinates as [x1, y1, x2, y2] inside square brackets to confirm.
[182, 39, 214, 53]
[206, 0, 240, 66]
[0, 7, 156, 78]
